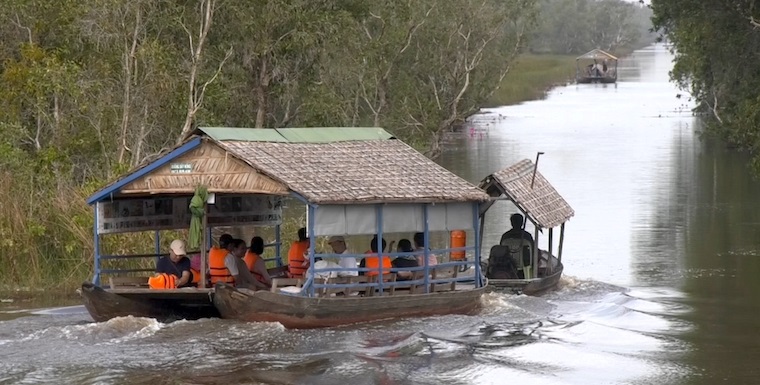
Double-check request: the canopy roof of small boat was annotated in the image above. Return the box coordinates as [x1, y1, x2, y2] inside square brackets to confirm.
[576, 48, 618, 61]
[479, 159, 574, 229]
[87, 127, 489, 205]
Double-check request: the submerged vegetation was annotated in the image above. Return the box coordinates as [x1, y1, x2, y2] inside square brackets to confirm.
[0, 0, 654, 290]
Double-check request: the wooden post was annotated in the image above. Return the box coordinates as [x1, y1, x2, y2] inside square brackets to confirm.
[547, 227, 554, 275]
[478, 214, 486, 258]
[533, 226, 539, 278]
[200, 204, 208, 288]
[558, 222, 565, 262]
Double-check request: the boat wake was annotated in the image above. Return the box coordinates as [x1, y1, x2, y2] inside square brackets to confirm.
[20, 315, 164, 344]
[329, 276, 694, 384]
[0, 276, 694, 385]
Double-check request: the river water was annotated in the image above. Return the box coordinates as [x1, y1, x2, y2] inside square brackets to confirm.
[2, 44, 760, 384]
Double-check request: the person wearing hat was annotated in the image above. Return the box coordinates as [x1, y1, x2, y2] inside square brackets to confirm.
[156, 239, 194, 288]
[327, 235, 358, 277]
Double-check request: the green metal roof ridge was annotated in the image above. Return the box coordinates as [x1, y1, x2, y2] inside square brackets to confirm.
[197, 126, 393, 143]
[197, 127, 289, 142]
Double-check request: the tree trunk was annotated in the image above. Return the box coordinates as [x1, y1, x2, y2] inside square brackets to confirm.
[118, 8, 141, 164]
[254, 55, 269, 128]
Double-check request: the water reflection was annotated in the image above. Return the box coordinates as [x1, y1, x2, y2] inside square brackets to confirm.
[441, 44, 695, 287]
[676, 140, 760, 384]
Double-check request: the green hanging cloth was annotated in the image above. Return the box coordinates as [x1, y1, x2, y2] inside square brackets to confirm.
[188, 185, 208, 250]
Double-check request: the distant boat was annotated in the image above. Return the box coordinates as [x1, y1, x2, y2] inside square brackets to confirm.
[575, 49, 618, 84]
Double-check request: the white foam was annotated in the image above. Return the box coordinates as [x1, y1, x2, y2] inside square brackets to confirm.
[20, 316, 164, 344]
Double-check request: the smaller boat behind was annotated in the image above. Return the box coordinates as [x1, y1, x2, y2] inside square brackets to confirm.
[576, 48, 618, 84]
[479, 155, 575, 295]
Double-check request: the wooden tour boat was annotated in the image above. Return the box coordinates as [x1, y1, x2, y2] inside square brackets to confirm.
[80, 126, 490, 327]
[479, 154, 575, 295]
[576, 48, 618, 84]
[213, 280, 486, 329]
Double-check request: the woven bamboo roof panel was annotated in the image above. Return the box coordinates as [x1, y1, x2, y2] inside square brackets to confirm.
[220, 139, 489, 204]
[121, 141, 288, 196]
[486, 159, 574, 228]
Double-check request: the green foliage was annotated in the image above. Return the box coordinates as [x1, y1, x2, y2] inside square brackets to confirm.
[652, 0, 760, 174]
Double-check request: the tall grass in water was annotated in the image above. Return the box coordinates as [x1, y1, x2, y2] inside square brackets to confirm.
[488, 54, 577, 107]
[0, 172, 93, 293]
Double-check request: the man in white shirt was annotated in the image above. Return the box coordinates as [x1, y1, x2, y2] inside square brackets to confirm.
[224, 238, 267, 290]
[327, 236, 358, 277]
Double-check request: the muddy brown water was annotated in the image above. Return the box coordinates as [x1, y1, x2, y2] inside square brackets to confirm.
[3, 44, 760, 384]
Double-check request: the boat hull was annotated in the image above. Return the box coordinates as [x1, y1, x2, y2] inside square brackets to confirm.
[79, 282, 218, 322]
[213, 283, 486, 329]
[487, 261, 563, 295]
[576, 76, 617, 84]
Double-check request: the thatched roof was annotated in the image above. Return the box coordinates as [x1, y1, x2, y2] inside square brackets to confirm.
[576, 48, 618, 61]
[88, 127, 489, 205]
[221, 139, 488, 204]
[480, 159, 574, 229]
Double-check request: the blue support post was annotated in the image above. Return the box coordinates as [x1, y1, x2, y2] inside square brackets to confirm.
[376, 204, 384, 294]
[154, 230, 161, 264]
[275, 224, 282, 267]
[307, 204, 316, 297]
[423, 204, 430, 293]
[472, 202, 482, 287]
[93, 204, 101, 286]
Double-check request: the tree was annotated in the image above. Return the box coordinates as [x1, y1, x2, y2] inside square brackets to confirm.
[652, 0, 760, 173]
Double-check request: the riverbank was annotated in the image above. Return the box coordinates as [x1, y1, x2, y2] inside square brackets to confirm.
[486, 54, 577, 107]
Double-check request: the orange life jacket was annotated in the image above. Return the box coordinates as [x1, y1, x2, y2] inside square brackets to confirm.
[364, 252, 392, 276]
[148, 273, 177, 289]
[190, 268, 201, 285]
[209, 246, 234, 285]
[244, 250, 267, 284]
[288, 240, 309, 278]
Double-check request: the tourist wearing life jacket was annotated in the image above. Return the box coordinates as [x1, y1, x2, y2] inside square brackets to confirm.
[189, 253, 201, 286]
[225, 238, 268, 290]
[209, 233, 235, 285]
[155, 239, 194, 287]
[287, 227, 310, 278]
[244, 236, 272, 288]
[360, 236, 392, 277]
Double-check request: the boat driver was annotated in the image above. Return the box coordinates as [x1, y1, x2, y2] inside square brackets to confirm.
[500, 213, 535, 250]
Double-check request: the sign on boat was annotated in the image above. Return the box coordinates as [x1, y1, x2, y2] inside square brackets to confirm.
[79, 126, 491, 328]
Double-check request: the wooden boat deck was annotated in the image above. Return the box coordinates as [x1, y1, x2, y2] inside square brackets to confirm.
[106, 288, 214, 300]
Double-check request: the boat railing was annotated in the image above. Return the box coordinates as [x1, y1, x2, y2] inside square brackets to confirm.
[98, 244, 284, 279]
[98, 251, 199, 277]
[306, 261, 475, 296]
[301, 246, 478, 296]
